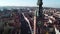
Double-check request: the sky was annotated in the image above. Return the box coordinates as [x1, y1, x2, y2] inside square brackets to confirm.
[0, 0, 60, 8]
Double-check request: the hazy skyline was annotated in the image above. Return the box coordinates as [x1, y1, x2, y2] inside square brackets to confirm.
[0, 0, 60, 8]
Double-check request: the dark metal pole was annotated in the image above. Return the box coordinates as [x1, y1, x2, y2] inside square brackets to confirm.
[34, 0, 43, 34]
[38, 0, 43, 18]
[37, 0, 43, 34]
